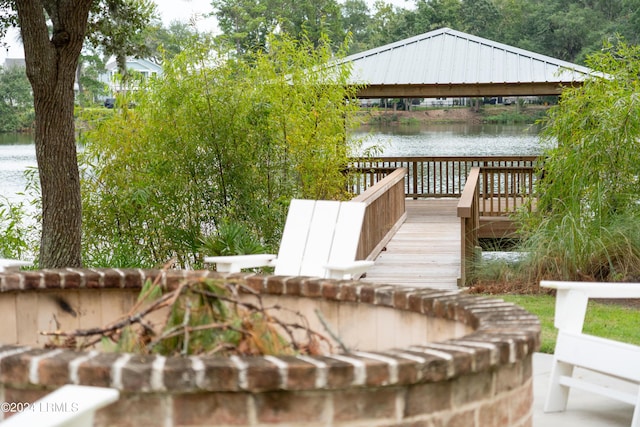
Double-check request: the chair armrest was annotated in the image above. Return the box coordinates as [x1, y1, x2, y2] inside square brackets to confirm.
[0, 259, 32, 273]
[0, 384, 119, 427]
[324, 260, 375, 280]
[204, 254, 277, 273]
[542, 280, 640, 332]
[541, 280, 640, 299]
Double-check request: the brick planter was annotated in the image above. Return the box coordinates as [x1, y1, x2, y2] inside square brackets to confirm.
[0, 269, 539, 426]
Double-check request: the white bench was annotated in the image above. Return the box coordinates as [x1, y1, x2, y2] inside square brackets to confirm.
[0, 385, 119, 427]
[541, 280, 640, 427]
[0, 259, 32, 273]
[205, 199, 374, 279]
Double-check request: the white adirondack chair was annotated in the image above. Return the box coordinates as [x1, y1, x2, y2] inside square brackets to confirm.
[541, 280, 640, 427]
[0, 385, 119, 427]
[205, 199, 374, 279]
[0, 259, 32, 273]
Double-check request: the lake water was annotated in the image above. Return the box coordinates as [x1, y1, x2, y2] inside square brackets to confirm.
[353, 123, 546, 157]
[0, 123, 546, 203]
[0, 133, 37, 205]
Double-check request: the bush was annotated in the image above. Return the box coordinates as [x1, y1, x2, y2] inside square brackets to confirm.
[80, 35, 363, 268]
[517, 39, 640, 283]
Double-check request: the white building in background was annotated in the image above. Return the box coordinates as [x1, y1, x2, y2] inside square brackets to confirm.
[99, 57, 163, 96]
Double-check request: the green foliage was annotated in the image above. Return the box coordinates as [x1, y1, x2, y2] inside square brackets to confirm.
[0, 165, 41, 263]
[0, 66, 34, 132]
[0, 197, 31, 260]
[200, 221, 265, 257]
[518, 39, 640, 282]
[80, 34, 362, 268]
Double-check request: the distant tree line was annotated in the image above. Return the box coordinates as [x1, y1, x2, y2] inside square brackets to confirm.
[212, 0, 640, 64]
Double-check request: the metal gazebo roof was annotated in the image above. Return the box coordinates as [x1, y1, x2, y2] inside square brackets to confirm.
[341, 27, 593, 98]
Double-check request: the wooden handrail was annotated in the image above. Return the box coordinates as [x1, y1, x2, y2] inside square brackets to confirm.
[457, 167, 480, 287]
[352, 168, 407, 262]
[348, 155, 539, 198]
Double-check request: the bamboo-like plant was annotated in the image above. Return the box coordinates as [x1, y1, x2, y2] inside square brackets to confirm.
[518, 38, 640, 283]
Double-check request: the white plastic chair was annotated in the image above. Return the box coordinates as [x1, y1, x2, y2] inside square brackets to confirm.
[541, 280, 640, 427]
[205, 199, 374, 279]
[0, 385, 119, 427]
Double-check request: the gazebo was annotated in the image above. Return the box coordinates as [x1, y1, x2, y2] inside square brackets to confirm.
[341, 27, 593, 98]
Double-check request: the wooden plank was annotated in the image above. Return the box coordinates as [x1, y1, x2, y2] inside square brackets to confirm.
[362, 199, 461, 290]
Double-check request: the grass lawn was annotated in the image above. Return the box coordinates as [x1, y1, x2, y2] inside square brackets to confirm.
[495, 294, 640, 353]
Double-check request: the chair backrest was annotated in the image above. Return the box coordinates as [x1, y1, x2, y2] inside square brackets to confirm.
[274, 199, 366, 278]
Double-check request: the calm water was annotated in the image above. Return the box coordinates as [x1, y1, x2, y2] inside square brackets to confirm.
[0, 133, 37, 204]
[0, 123, 546, 202]
[352, 123, 546, 157]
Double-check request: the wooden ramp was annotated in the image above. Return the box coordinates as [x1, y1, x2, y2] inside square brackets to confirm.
[362, 199, 460, 290]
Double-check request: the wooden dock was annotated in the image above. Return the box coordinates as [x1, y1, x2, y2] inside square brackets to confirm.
[362, 199, 461, 290]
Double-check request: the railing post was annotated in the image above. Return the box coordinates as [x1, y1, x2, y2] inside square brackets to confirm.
[457, 167, 480, 287]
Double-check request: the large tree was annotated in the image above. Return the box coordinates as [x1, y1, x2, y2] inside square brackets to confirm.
[0, 0, 154, 268]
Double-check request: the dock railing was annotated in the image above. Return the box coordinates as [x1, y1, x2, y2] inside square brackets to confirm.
[351, 168, 408, 262]
[457, 167, 481, 287]
[348, 157, 539, 285]
[348, 156, 538, 199]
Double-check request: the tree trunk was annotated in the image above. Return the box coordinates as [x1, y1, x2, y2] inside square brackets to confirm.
[16, 0, 93, 268]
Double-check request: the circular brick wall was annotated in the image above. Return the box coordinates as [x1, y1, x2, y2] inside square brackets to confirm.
[0, 269, 539, 426]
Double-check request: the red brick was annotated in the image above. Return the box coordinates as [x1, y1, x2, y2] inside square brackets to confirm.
[243, 275, 266, 293]
[173, 392, 249, 426]
[245, 357, 281, 391]
[198, 357, 240, 391]
[374, 287, 395, 307]
[319, 357, 355, 389]
[60, 270, 82, 289]
[479, 394, 510, 427]
[321, 281, 341, 300]
[94, 393, 169, 427]
[509, 380, 533, 424]
[332, 387, 398, 422]
[122, 269, 144, 289]
[282, 276, 304, 296]
[495, 361, 523, 393]
[405, 381, 452, 416]
[101, 269, 125, 289]
[299, 279, 322, 298]
[264, 276, 285, 294]
[337, 282, 359, 302]
[0, 274, 21, 291]
[274, 356, 318, 390]
[162, 356, 198, 392]
[120, 354, 155, 391]
[407, 293, 425, 313]
[76, 352, 123, 387]
[83, 269, 104, 288]
[451, 370, 493, 407]
[443, 408, 476, 427]
[21, 272, 43, 290]
[37, 350, 81, 386]
[255, 390, 328, 423]
[1, 349, 50, 385]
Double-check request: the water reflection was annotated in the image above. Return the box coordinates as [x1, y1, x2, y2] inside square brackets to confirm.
[352, 123, 548, 157]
